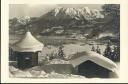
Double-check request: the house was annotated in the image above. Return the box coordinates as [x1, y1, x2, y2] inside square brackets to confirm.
[12, 31, 44, 69]
[69, 51, 118, 78]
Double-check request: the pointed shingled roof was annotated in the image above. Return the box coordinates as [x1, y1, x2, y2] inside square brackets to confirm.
[12, 31, 44, 52]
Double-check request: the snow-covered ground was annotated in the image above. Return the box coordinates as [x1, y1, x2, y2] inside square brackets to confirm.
[9, 56, 119, 78]
[39, 43, 107, 61]
[9, 66, 85, 78]
[48, 59, 70, 64]
[9, 35, 119, 78]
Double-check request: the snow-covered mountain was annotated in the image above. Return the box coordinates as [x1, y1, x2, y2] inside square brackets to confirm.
[31, 6, 104, 30]
[50, 7, 104, 20]
[9, 7, 105, 35]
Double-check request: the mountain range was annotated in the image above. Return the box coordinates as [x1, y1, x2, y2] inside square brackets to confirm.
[10, 6, 119, 39]
[47, 7, 104, 20]
[26, 7, 104, 33]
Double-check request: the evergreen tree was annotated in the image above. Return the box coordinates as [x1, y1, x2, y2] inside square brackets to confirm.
[58, 46, 65, 59]
[113, 45, 120, 62]
[96, 46, 101, 54]
[102, 4, 120, 33]
[91, 45, 96, 52]
[104, 43, 112, 59]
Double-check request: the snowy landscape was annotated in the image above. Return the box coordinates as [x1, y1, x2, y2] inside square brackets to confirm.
[9, 4, 120, 79]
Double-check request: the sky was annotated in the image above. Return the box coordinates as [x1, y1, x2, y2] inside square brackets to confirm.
[9, 4, 104, 19]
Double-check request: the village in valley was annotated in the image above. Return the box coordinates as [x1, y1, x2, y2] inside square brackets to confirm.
[9, 4, 120, 78]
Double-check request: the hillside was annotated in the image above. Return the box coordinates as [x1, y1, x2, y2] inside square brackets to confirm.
[30, 7, 104, 33]
[9, 6, 119, 40]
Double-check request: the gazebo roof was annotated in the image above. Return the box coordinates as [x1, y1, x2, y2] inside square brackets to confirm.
[12, 31, 44, 52]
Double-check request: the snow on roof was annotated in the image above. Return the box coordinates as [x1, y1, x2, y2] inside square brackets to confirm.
[69, 50, 118, 73]
[12, 31, 44, 52]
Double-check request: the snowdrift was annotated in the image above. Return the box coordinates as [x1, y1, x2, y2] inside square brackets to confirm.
[9, 66, 85, 78]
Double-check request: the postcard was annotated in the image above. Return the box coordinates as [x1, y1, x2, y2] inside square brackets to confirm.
[1, 0, 128, 83]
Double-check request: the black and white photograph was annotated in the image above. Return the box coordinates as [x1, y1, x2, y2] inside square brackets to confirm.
[8, 4, 120, 79]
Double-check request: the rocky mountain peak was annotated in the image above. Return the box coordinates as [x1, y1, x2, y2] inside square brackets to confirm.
[51, 7, 104, 20]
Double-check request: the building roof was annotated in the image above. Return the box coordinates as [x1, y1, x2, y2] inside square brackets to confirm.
[69, 51, 118, 73]
[12, 31, 44, 52]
